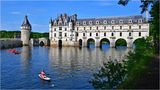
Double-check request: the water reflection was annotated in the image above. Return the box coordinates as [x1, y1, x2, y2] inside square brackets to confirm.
[49, 47, 131, 71]
[21, 46, 32, 70]
[48, 47, 131, 88]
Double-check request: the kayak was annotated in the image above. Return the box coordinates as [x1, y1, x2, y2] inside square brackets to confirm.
[14, 51, 21, 54]
[38, 74, 51, 81]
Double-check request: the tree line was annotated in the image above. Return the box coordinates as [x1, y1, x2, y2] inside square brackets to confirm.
[0, 30, 49, 39]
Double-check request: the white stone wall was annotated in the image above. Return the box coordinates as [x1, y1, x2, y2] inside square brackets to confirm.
[50, 22, 149, 48]
[21, 29, 30, 45]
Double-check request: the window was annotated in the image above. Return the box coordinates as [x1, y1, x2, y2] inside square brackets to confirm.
[65, 33, 67, 37]
[84, 27, 85, 30]
[76, 22, 79, 25]
[138, 19, 142, 23]
[90, 27, 92, 30]
[120, 26, 122, 29]
[129, 32, 131, 36]
[129, 26, 131, 29]
[59, 32, 62, 36]
[54, 28, 56, 31]
[90, 33, 92, 36]
[112, 26, 114, 29]
[77, 27, 79, 30]
[139, 32, 141, 36]
[120, 32, 122, 36]
[104, 26, 106, 30]
[96, 33, 98, 36]
[139, 25, 141, 29]
[76, 33, 78, 36]
[83, 33, 85, 36]
[103, 20, 107, 24]
[111, 20, 115, 24]
[54, 33, 56, 37]
[65, 28, 67, 31]
[104, 32, 106, 36]
[111, 33, 114, 36]
[97, 26, 98, 30]
[129, 19, 132, 23]
[89, 21, 92, 25]
[119, 20, 123, 24]
[96, 20, 99, 24]
[83, 21, 86, 25]
[59, 27, 62, 30]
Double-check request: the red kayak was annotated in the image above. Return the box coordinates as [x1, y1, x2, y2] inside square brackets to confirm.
[7, 49, 21, 54]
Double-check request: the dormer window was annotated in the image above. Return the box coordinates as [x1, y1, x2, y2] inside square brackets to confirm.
[111, 20, 115, 24]
[83, 21, 86, 25]
[96, 20, 99, 25]
[103, 20, 107, 24]
[138, 19, 142, 23]
[76, 22, 79, 25]
[89, 21, 92, 25]
[129, 19, 132, 23]
[119, 20, 123, 24]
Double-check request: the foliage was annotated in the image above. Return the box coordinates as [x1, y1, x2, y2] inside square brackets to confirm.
[90, 37, 154, 89]
[0, 30, 49, 39]
[118, 0, 156, 13]
[90, 60, 127, 89]
[116, 39, 127, 46]
[0, 30, 20, 38]
[149, 1, 159, 53]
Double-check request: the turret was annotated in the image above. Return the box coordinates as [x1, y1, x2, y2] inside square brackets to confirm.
[21, 15, 32, 46]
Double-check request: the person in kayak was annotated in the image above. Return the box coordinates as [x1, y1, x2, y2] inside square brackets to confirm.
[40, 70, 46, 78]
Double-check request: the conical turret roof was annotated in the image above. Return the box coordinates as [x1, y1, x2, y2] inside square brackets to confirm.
[21, 15, 31, 27]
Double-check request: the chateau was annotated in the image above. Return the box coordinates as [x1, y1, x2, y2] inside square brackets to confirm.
[49, 13, 149, 48]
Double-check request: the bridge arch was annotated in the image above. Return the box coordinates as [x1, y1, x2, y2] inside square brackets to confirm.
[115, 38, 127, 47]
[132, 38, 145, 48]
[79, 39, 83, 47]
[99, 38, 110, 48]
[58, 40, 62, 47]
[87, 38, 95, 48]
[39, 41, 45, 46]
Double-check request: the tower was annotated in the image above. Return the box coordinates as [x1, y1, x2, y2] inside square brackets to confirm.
[21, 15, 32, 46]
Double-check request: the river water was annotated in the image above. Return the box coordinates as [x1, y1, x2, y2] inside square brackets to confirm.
[1, 45, 131, 89]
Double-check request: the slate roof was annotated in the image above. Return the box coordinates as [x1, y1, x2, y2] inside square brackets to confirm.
[76, 15, 146, 25]
[21, 15, 31, 27]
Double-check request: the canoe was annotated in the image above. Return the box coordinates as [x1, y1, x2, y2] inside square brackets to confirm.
[38, 74, 51, 81]
[14, 51, 21, 54]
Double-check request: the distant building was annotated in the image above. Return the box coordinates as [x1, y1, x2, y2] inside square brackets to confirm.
[49, 13, 149, 48]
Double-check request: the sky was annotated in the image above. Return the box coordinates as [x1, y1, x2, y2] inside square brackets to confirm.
[1, 0, 149, 33]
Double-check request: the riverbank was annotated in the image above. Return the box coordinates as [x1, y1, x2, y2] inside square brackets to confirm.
[133, 55, 159, 89]
[118, 55, 159, 89]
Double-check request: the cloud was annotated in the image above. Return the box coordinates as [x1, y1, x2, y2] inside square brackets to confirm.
[11, 11, 31, 16]
[11, 11, 22, 15]
[97, 1, 115, 6]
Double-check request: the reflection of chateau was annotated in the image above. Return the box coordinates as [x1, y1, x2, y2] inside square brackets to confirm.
[49, 13, 149, 48]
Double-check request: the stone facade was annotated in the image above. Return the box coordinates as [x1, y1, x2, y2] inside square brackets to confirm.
[49, 14, 149, 48]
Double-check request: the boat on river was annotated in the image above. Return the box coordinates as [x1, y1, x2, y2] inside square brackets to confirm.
[38, 74, 51, 81]
[7, 49, 21, 54]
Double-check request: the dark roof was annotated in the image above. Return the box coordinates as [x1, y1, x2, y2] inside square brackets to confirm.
[21, 15, 31, 27]
[76, 15, 146, 25]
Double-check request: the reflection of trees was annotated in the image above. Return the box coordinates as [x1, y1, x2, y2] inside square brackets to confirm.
[90, 60, 127, 89]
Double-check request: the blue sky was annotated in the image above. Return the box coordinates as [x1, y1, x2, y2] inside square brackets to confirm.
[1, 0, 148, 32]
